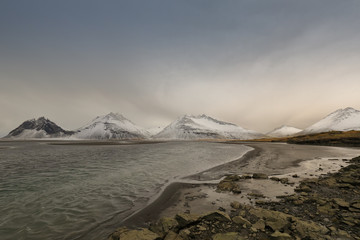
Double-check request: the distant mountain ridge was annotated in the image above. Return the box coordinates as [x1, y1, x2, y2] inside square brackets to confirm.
[267, 125, 302, 137]
[4, 107, 360, 140]
[154, 114, 265, 140]
[5, 117, 73, 138]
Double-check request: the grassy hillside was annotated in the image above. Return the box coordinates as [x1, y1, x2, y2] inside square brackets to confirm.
[226, 131, 360, 147]
[286, 130, 360, 146]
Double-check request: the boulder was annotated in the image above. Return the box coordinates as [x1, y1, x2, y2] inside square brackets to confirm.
[164, 231, 184, 240]
[351, 201, 360, 209]
[201, 211, 231, 222]
[252, 219, 265, 231]
[252, 173, 268, 179]
[270, 231, 292, 240]
[333, 198, 350, 208]
[212, 232, 245, 240]
[270, 177, 281, 182]
[280, 178, 289, 184]
[223, 175, 241, 182]
[249, 208, 290, 231]
[232, 216, 251, 227]
[175, 213, 200, 228]
[108, 227, 160, 240]
[150, 217, 178, 238]
[217, 181, 241, 194]
[230, 201, 241, 209]
[293, 218, 329, 239]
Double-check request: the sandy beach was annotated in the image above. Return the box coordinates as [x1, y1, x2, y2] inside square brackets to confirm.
[117, 142, 360, 232]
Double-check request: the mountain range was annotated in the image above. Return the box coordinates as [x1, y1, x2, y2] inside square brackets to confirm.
[4, 107, 360, 140]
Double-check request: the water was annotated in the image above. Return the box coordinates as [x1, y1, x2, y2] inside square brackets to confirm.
[0, 141, 251, 240]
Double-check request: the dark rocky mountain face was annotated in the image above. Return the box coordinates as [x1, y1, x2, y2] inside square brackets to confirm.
[6, 117, 74, 138]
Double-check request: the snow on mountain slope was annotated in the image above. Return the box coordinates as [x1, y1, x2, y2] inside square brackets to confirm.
[147, 126, 164, 136]
[153, 114, 264, 140]
[5, 117, 73, 139]
[73, 112, 150, 139]
[266, 125, 302, 137]
[300, 107, 360, 135]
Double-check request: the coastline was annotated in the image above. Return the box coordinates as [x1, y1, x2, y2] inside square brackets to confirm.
[107, 142, 360, 239]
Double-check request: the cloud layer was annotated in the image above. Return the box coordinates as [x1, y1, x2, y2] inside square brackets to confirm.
[1, 0, 360, 136]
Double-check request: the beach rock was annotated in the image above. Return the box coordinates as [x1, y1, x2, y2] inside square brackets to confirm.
[317, 203, 336, 215]
[217, 179, 242, 194]
[252, 173, 268, 179]
[217, 181, 236, 191]
[150, 217, 178, 238]
[249, 208, 290, 231]
[240, 174, 252, 179]
[218, 207, 226, 212]
[177, 229, 191, 240]
[175, 213, 200, 228]
[164, 231, 184, 240]
[201, 211, 231, 222]
[293, 218, 329, 239]
[232, 216, 251, 227]
[223, 175, 241, 182]
[108, 227, 160, 240]
[252, 219, 265, 231]
[270, 177, 281, 182]
[231, 185, 242, 194]
[212, 232, 244, 240]
[247, 192, 265, 198]
[230, 201, 241, 209]
[351, 201, 360, 209]
[280, 178, 289, 184]
[295, 183, 311, 192]
[333, 198, 350, 208]
[270, 231, 292, 240]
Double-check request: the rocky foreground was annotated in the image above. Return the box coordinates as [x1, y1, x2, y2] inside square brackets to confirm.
[108, 156, 360, 240]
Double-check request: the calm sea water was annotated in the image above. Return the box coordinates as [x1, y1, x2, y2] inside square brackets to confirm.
[0, 141, 251, 240]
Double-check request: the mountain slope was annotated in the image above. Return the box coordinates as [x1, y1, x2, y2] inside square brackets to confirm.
[5, 117, 73, 138]
[300, 107, 360, 135]
[73, 113, 149, 140]
[267, 125, 302, 137]
[153, 114, 264, 140]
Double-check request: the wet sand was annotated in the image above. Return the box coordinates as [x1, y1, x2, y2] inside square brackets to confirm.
[118, 142, 360, 231]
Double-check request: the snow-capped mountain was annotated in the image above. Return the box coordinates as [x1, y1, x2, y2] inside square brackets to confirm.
[153, 114, 264, 140]
[5, 117, 73, 139]
[73, 112, 150, 140]
[266, 125, 302, 138]
[300, 107, 360, 135]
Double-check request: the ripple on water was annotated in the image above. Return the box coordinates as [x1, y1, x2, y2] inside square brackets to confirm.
[0, 141, 251, 240]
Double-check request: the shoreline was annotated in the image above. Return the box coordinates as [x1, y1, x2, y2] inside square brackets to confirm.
[120, 145, 257, 228]
[107, 142, 360, 239]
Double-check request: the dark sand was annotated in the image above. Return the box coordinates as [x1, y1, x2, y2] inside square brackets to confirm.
[117, 142, 360, 231]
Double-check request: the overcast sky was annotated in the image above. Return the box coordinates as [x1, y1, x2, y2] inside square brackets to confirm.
[1, 0, 360, 137]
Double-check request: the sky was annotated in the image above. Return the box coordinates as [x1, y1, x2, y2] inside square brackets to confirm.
[1, 0, 360, 137]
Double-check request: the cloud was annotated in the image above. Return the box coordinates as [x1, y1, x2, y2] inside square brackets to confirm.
[1, 1, 360, 136]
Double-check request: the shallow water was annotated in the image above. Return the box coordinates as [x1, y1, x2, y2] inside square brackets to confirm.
[0, 141, 251, 240]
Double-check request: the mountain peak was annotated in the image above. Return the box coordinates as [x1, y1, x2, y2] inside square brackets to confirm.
[5, 117, 73, 138]
[267, 125, 302, 137]
[74, 113, 149, 140]
[301, 107, 360, 134]
[155, 114, 264, 140]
